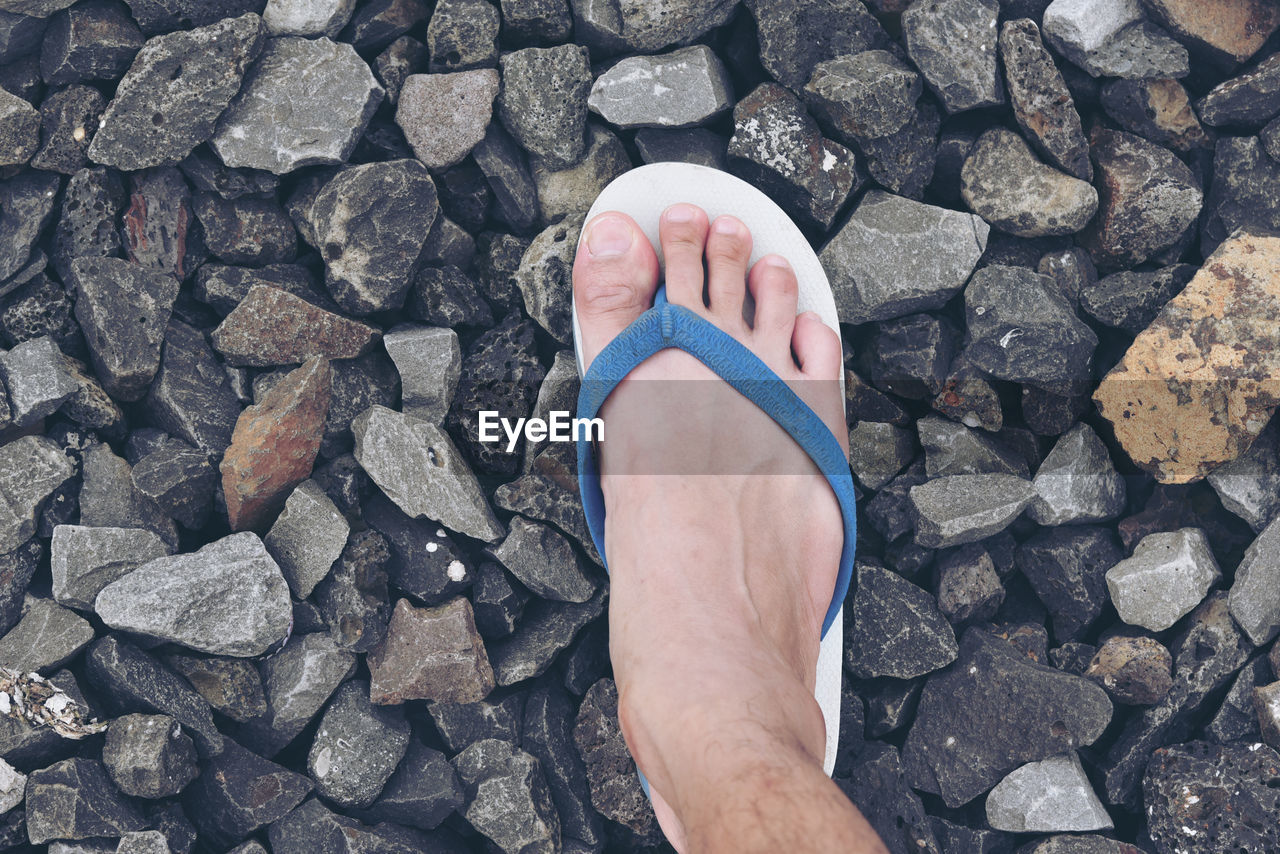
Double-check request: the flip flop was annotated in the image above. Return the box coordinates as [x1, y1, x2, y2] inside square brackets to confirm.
[571, 162, 856, 779]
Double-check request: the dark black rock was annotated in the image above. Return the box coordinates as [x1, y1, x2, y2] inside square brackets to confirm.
[130, 442, 217, 529]
[78, 442, 178, 549]
[573, 678, 658, 838]
[30, 84, 104, 174]
[452, 738, 561, 853]
[999, 18, 1089, 179]
[1144, 740, 1280, 854]
[307, 680, 409, 809]
[184, 737, 313, 849]
[0, 12, 44, 65]
[120, 166, 194, 279]
[903, 627, 1113, 807]
[40, 0, 141, 85]
[236, 633, 356, 758]
[0, 539, 39, 638]
[836, 742, 941, 854]
[936, 543, 1005, 625]
[474, 231, 527, 311]
[338, 0, 427, 51]
[561, 619, 608, 696]
[373, 36, 426, 103]
[360, 740, 463, 830]
[0, 171, 58, 286]
[869, 313, 958, 401]
[193, 192, 296, 267]
[122, 0, 263, 35]
[1016, 526, 1123, 643]
[496, 45, 590, 170]
[163, 652, 268, 723]
[1200, 135, 1280, 256]
[25, 757, 147, 845]
[143, 319, 242, 457]
[1205, 654, 1271, 743]
[472, 561, 529, 639]
[427, 693, 522, 754]
[744, 0, 889, 89]
[409, 265, 492, 329]
[846, 563, 959, 679]
[862, 676, 923, 737]
[312, 452, 370, 516]
[426, 0, 499, 72]
[471, 123, 539, 233]
[523, 681, 603, 849]
[314, 529, 391, 652]
[1078, 264, 1195, 334]
[488, 589, 606, 687]
[499, 0, 570, 44]
[929, 815, 1013, 854]
[865, 462, 928, 543]
[0, 53, 41, 103]
[179, 145, 277, 200]
[273, 796, 461, 854]
[855, 98, 940, 200]
[364, 490, 474, 603]
[1050, 642, 1098, 676]
[102, 713, 199, 799]
[52, 165, 124, 283]
[143, 799, 197, 854]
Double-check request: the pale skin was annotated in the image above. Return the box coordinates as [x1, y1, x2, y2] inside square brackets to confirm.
[573, 203, 890, 854]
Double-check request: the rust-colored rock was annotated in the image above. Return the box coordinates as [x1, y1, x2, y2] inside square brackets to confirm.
[368, 597, 494, 705]
[1094, 231, 1280, 483]
[1140, 0, 1280, 65]
[210, 285, 380, 367]
[1086, 635, 1174, 705]
[220, 357, 331, 531]
[1100, 78, 1213, 155]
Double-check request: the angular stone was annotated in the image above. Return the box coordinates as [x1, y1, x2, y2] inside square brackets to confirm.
[313, 528, 390, 652]
[84, 637, 221, 756]
[846, 563, 958, 679]
[522, 683, 601, 848]
[588, 45, 731, 130]
[1107, 529, 1220, 632]
[573, 678, 655, 838]
[918, 415, 1027, 479]
[1079, 263, 1195, 334]
[31, 84, 104, 174]
[964, 264, 1097, 393]
[0, 171, 57, 285]
[338, 0, 427, 50]
[382, 325, 459, 424]
[1257, 680, 1280, 748]
[307, 680, 408, 809]
[1208, 414, 1280, 533]
[212, 286, 379, 368]
[52, 166, 123, 283]
[220, 357, 330, 531]
[1206, 654, 1271, 743]
[0, 598, 93, 672]
[728, 83, 859, 230]
[744, 0, 888, 89]
[211, 37, 382, 174]
[362, 492, 473, 604]
[1082, 128, 1202, 267]
[494, 46, 589, 173]
[0, 11, 43, 64]
[130, 444, 216, 531]
[937, 544, 1005, 625]
[871, 313, 958, 403]
[1085, 635, 1173, 706]
[1198, 53, 1280, 128]
[238, 633, 355, 757]
[163, 653, 266, 724]
[499, 0, 569, 44]
[361, 740, 462, 830]
[118, 167, 192, 280]
[1100, 77, 1211, 154]
[508, 218, 576, 345]
[634, 126, 726, 169]
[494, 468, 600, 565]
[1029, 424, 1126, 525]
[102, 714, 197, 799]
[26, 758, 146, 845]
[262, 0, 355, 36]
[1202, 136, 1280, 255]
[847, 420, 915, 490]
[193, 193, 296, 267]
[424, 0, 497, 72]
[834, 742, 938, 854]
[452, 738, 559, 854]
[821, 190, 987, 326]
[859, 95, 940, 198]
[472, 562, 528, 639]
[264, 480, 348, 598]
[395, 70, 497, 171]
[80, 442, 179, 552]
[0, 756, 21, 816]
[1143, 740, 1280, 853]
[87, 14, 263, 170]
[911, 474, 1036, 548]
[961, 128, 1098, 237]
[0, 436, 73, 553]
[1228, 514, 1280, 645]
[1094, 233, 1280, 483]
[803, 51, 921, 142]
[183, 738, 312, 848]
[420, 214, 475, 268]
[372, 34, 426, 103]
[0, 336, 76, 426]
[489, 517, 596, 603]
[533, 124, 629, 222]
[471, 123, 539, 232]
[40, 1, 141, 85]
[902, 0, 1002, 114]
[488, 591, 605, 686]
[1016, 526, 1122, 642]
[1141, 0, 1279, 65]
[0, 84, 35, 165]
[903, 627, 1112, 807]
[427, 694, 521, 754]
[368, 598, 493, 704]
[1001, 19, 1090, 180]
[96, 532, 292, 656]
[144, 320, 242, 457]
[1043, 0, 1187, 78]
[985, 753, 1111, 833]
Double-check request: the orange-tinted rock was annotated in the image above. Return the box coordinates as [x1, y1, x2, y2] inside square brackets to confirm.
[221, 357, 331, 531]
[1094, 231, 1280, 483]
[210, 285, 380, 367]
[1100, 78, 1213, 155]
[368, 597, 494, 705]
[1141, 0, 1280, 65]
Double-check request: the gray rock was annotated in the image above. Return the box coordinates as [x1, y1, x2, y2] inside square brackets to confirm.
[26, 758, 146, 845]
[744, 0, 889, 90]
[1042, 0, 1187, 78]
[78, 444, 177, 550]
[367, 597, 493, 704]
[0, 435, 74, 553]
[240, 633, 356, 757]
[69, 257, 178, 402]
[395, 70, 498, 171]
[132, 443, 217, 530]
[1228, 514, 1280, 646]
[1078, 263, 1195, 334]
[30, 84, 106, 175]
[937, 544, 1005, 624]
[361, 740, 463, 830]
[183, 737, 312, 848]
[964, 264, 1097, 394]
[572, 0, 736, 54]
[848, 421, 916, 490]
[634, 126, 726, 169]
[0, 336, 77, 428]
[116, 831, 170, 854]
[588, 45, 731, 129]
[1257, 681, 1280, 748]
[264, 480, 349, 599]
[262, 0, 355, 36]
[307, 680, 409, 809]
[1029, 423, 1126, 525]
[903, 627, 1113, 807]
[902, 0, 1003, 114]
[803, 50, 921, 142]
[488, 589, 606, 686]
[0, 171, 58, 286]
[102, 714, 197, 799]
[572, 678, 657, 838]
[300, 159, 438, 315]
[427, 694, 522, 754]
[1001, 19, 1090, 180]
[846, 563, 959, 679]
[211, 37, 383, 175]
[1016, 526, 1122, 642]
[87, 14, 264, 170]
[497, 45, 591, 170]
[489, 516, 596, 603]
[382, 325, 460, 424]
[961, 128, 1098, 237]
[0, 598, 94, 672]
[0, 86, 36, 165]
[1198, 52, 1280, 128]
[1210, 420, 1280, 533]
[95, 532, 292, 657]
[1107, 529, 1221, 632]
[1201, 136, 1280, 256]
[911, 474, 1036, 548]
[471, 122, 540, 232]
[985, 753, 1111, 832]
[727, 83, 860, 230]
[424, 0, 497, 72]
[918, 415, 1028, 479]
[513, 217, 577, 345]
[0, 757, 22, 815]
[354, 405, 503, 542]
[144, 319, 243, 457]
[452, 738, 559, 854]
[523, 683, 602, 848]
[821, 190, 988, 326]
[1206, 655, 1272, 743]
[52, 167, 124, 283]
[531, 125, 630, 226]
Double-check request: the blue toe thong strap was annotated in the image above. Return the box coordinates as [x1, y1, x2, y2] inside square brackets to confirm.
[575, 287, 857, 639]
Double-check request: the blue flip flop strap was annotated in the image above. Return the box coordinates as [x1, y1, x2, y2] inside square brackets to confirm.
[576, 287, 856, 639]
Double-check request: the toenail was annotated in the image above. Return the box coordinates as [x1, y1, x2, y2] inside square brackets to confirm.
[713, 217, 742, 235]
[586, 215, 634, 257]
[664, 204, 696, 223]
[763, 255, 791, 270]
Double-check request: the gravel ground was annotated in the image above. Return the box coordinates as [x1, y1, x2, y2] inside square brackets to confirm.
[0, 0, 1278, 852]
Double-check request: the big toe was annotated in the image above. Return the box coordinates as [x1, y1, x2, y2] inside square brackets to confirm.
[574, 212, 660, 370]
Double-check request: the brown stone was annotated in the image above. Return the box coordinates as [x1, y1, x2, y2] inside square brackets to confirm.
[1100, 78, 1213, 154]
[396, 70, 499, 171]
[1086, 636, 1174, 705]
[368, 597, 494, 705]
[1095, 232, 1280, 483]
[1140, 0, 1280, 66]
[1256, 680, 1280, 749]
[210, 285, 381, 367]
[220, 357, 331, 531]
